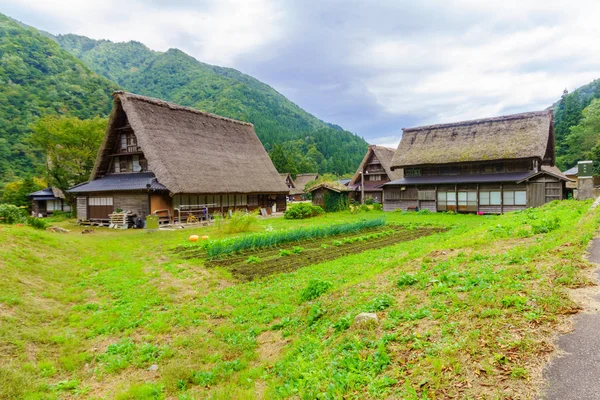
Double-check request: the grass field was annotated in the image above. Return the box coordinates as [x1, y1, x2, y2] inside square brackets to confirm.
[1, 201, 598, 399]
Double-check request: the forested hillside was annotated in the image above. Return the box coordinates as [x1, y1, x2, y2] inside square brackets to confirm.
[552, 79, 600, 169]
[0, 14, 117, 182]
[55, 34, 368, 175]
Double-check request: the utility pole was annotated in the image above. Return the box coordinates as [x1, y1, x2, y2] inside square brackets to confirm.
[360, 171, 364, 204]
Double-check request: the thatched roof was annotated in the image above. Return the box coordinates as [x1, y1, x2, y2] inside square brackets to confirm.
[280, 172, 305, 195]
[293, 173, 319, 193]
[90, 91, 289, 194]
[307, 182, 350, 193]
[349, 145, 404, 186]
[391, 110, 554, 169]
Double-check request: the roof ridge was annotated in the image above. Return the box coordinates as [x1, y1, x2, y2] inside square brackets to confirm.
[113, 91, 254, 127]
[403, 110, 551, 133]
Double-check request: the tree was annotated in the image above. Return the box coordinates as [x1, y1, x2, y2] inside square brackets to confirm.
[1, 176, 45, 207]
[29, 116, 107, 197]
[560, 99, 600, 172]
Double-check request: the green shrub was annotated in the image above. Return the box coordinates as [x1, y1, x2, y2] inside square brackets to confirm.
[366, 294, 394, 312]
[245, 256, 261, 264]
[365, 198, 374, 205]
[360, 204, 370, 212]
[532, 217, 561, 234]
[323, 191, 349, 212]
[300, 280, 333, 302]
[279, 249, 292, 257]
[26, 217, 49, 230]
[416, 209, 433, 215]
[373, 203, 383, 211]
[284, 203, 324, 219]
[0, 204, 26, 224]
[224, 211, 259, 233]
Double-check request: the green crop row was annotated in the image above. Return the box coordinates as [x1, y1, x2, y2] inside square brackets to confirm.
[202, 218, 385, 258]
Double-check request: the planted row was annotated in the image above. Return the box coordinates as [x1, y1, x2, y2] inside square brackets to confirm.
[193, 218, 386, 258]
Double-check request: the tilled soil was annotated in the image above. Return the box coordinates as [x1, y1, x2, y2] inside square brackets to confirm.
[196, 226, 446, 281]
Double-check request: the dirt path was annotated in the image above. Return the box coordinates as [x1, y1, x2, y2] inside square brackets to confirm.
[542, 235, 600, 399]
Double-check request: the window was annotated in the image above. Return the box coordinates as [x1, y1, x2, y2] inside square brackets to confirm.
[482, 163, 504, 174]
[446, 191, 456, 205]
[114, 156, 120, 173]
[120, 134, 127, 150]
[89, 197, 113, 206]
[119, 158, 128, 172]
[404, 168, 421, 177]
[458, 191, 467, 206]
[480, 192, 490, 205]
[236, 194, 248, 206]
[441, 166, 460, 175]
[515, 191, 526, 205]
[132, 155, 142, 172]
[503, 191, 515, 205]
[490, 191, 501, 205]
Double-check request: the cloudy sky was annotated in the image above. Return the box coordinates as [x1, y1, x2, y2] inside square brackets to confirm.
[4, 0, 600, 147]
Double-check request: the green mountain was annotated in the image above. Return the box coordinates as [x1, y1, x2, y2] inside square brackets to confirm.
[54, 34, 368, 175]
[552, 79, 600, 170]
[0, 14, 117, 181]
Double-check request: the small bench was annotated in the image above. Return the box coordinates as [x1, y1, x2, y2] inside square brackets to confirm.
[406, 206, 420, 212]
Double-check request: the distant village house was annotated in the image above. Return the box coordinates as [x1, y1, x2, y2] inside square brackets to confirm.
[28, 187, 70, 217]
[383, 110, 571, 213]
[348, 145, 403, 204]
[68, 91, 289, 224]
[279, 173, 318, 201]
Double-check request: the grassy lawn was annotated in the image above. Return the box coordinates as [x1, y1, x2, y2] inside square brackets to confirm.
[0, 201, 598, 399]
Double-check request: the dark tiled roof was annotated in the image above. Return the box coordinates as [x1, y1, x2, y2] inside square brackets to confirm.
[348, 181, 386, 191]
[384, 171, 535, 186]
[29, 187, 65, 200]
[68, 172, 167, 193]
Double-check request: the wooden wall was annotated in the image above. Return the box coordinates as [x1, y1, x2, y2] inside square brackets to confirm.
[114, 193, 149, 217]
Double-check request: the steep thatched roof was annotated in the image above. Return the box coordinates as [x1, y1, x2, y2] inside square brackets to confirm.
[349, 145, 404, 186]
[279, 172, 304, 195]
[90, 91, 289, 194]
[293, 173, 319, 193]
[391, 110, 554, 169]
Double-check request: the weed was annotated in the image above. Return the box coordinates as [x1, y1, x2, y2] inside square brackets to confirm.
[224, 211, 259, 233]
[300, 280, 333, 302]
[397, 272, 419, 287]
[292, 246, 304, 254]
[246, 256, 261, 264]
[279, 249, 292, 257]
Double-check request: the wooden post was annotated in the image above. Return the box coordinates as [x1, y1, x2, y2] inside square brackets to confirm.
[500, 183, 504, 214]
[476, 184, 480, 214]
[434, 185, 438, 212]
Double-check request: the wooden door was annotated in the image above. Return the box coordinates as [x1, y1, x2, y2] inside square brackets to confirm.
[527, 183, 544, 208]
[88, 197, 114, 219]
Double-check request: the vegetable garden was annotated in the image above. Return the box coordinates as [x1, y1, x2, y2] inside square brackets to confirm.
[176, 219, 445, 280]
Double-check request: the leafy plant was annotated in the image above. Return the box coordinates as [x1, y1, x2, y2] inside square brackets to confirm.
[397, 272, 419, 287]
[300, 280, 333, 302]
[224, 211, 259, 234]
[292, 246, 304, 254]
[279, 249, 292, 257]
[26, 217, 49, 230]
[245, 256, 261, 264]
[284, 203, 324, 219]
[0, 204, 26, 224]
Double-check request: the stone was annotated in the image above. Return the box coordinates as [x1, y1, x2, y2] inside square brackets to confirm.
[148, 364, 159, 372]
[354, 312, 378, 325]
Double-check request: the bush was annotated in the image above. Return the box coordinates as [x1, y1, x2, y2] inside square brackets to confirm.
[397, 272, 419, 287]
[284, 203, 324, 219]
[0, 204, 26, 224]
[360, 204, 370, 212]
[373, 203, 383, 211]
[365, 198, 374, 205]
[26, 217, 49, 230]
[224, 211, 259, 233]
[300, 280, 333, 302]
[323, 192, 349, 212]
[532, 217, 561, 234]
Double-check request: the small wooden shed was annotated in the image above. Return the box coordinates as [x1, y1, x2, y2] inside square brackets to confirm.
[28, 187, 70, 217]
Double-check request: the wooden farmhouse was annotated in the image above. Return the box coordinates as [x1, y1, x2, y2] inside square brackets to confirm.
[290, 173, 318, 201]
[28, 187, 70, 217]
[69, 91, 289, 224]
[383, 110, 570, 213]
[308, 182, 351, 210]
[348, 145, 403, 203]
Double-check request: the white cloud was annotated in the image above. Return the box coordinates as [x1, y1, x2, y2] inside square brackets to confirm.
[4, 0, 600, 141]
[4, 0, 284, 65]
